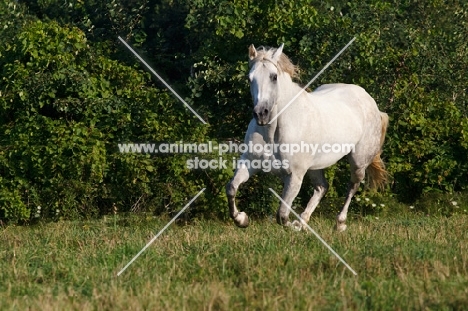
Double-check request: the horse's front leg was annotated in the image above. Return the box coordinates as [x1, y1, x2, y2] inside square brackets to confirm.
[291, 170, 329, 230]
[276, 173, 304, 226]
[226, 165, 259, 228]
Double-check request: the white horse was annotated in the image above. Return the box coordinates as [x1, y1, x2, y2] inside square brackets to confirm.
[226, 44, 389, 232]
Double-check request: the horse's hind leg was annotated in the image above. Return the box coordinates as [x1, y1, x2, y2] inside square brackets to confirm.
[226, 165, 259, 228]
[336, 181, 361, 232]
[291, 170, 328, 230]
[336, 159, 366, 232]
[276, 173, 304, 226]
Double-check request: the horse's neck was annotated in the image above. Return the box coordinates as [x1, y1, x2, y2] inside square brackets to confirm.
[267, 105, 278, 143]
[277, 75, 304, 109]
[272, 75, 306, 126]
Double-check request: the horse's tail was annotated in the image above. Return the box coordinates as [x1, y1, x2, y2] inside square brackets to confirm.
[366, 112, 389, 190]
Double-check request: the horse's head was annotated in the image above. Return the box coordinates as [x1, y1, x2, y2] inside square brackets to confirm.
[248, 44, 284, 126]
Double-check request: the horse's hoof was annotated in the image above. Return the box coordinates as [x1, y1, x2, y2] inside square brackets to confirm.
[291, 220, 303, 231]
[276, 214, 291, 227]
[234, 212, 249, 228]
[336, 223, 347, 232]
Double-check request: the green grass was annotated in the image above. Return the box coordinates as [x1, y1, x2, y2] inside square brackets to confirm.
[1, 207, 468, 310]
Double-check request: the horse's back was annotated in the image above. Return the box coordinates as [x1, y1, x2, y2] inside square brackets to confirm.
[312, 83, 351, 94]
[311, 83, 380, 123]
[312, 84, 374, 104]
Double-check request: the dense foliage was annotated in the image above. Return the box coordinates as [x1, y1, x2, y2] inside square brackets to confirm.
[1, 0, 467, 223]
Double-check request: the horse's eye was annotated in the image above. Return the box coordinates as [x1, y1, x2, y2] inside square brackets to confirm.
[270, 73, 278, 82]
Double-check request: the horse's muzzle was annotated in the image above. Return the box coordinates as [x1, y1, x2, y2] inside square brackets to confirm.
[253, 105, 270, 126]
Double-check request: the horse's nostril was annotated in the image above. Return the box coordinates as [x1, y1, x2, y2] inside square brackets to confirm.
[264, 109, 269, 115]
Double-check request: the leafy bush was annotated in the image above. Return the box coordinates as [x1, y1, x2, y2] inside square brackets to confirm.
[0, 7, 217, 223]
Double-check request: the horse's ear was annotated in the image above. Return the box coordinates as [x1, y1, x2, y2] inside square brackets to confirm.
[249, 44, 257, 60]
[271, 43, 284, 62]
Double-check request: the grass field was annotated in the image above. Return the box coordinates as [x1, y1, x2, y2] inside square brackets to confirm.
[1, 204, 468, 310]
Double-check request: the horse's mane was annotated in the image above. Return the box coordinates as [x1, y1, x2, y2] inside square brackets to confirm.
[249, 46, 299, 79]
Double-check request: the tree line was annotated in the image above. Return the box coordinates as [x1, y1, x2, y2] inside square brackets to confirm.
[1, 0, 467, 223]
